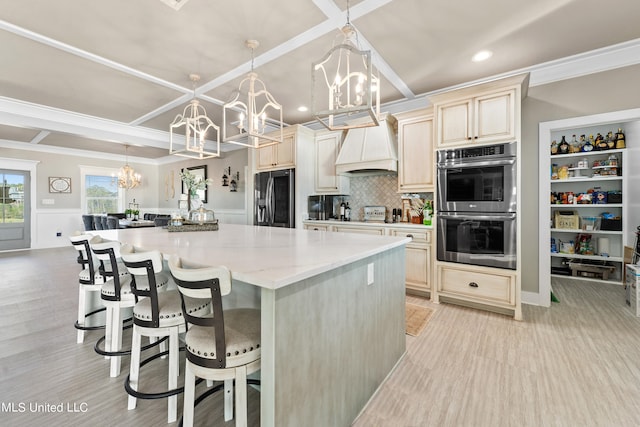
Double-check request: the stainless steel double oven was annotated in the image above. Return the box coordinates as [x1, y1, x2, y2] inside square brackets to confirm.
[436, 142, 517, 270]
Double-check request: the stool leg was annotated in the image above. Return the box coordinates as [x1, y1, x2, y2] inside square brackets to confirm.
[224, 379, 234, 421]
[109, 306, 122, 377]
[235, 366, 248, 427]
[167, 327, 179, 423]
[128, 325, 141, 410]
[182, 362, 196, 427]
[76, 285, 86, 343]
[104, 304, 112, 360]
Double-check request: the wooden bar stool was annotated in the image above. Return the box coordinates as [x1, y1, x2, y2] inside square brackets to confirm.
[90, 239, 137, 377]
[69, 233, 106, 344]
[121, 246, 209, 423]
[168, 255, 261, 427]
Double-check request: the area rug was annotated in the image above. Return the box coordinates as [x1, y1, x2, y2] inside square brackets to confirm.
[405, 303, 434, 337]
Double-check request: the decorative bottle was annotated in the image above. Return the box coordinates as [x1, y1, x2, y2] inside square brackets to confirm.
[615, 128, 626, 149]
[340, 201, 346, 221]
[558, 136, 569, 154]
[570, 135, 580, 153]
[344, 203, 351, 221]
[582, 135, 594, 152]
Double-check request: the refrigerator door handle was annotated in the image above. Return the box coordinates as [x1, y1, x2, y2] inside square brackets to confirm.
[266, 177, 274, 224]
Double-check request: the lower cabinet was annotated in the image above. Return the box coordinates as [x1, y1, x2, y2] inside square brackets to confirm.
[434, 262, 521, 320]
[388, 227, 431, 296]
[304, 221, 432, 296]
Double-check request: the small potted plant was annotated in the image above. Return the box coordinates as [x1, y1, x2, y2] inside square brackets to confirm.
[409, 199, 427, 224]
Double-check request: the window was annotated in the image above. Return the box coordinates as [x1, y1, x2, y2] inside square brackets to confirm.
[80, 166, 124, 214]
[1, 172, 25, 223]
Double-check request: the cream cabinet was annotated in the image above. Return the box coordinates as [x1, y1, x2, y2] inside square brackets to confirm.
[395, 108, 435, 192]
[431, 74, 529, 149]
[435, 262, 520, 320]
[333, 225, 386, 235]
[303, 221, 433, 296]
[388, 227, 431, 295]
[257, 127, 296, 170]
[314, 130, 350, 194]
[304, 224, 330, 231]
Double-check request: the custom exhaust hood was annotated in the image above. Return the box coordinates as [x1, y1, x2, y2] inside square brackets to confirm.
[334, 114, 398, 175]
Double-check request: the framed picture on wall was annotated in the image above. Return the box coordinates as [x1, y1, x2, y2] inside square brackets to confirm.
[49, 177, 72, 193]
[182, 165, 208, 203]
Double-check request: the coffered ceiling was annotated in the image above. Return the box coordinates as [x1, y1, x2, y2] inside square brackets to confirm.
[2, 0, 640, 162]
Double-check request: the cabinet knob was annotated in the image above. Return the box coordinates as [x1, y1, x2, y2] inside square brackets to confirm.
[474, 136, 478, 139]
[468, 282, 479, 288]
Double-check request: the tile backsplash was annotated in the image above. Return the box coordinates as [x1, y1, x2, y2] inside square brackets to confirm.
[344, 175, 432, 222]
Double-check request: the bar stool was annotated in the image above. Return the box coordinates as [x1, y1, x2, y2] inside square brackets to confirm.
[168, 255, 261, 427]
[121, 245, 210, 423]
[90, 239, 136, 377]
[69, 232, 106, 344]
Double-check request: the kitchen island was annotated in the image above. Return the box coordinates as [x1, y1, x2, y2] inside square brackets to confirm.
[93, 224, 409, 426]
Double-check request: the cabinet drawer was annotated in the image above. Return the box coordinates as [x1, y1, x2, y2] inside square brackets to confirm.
[304, 224, 329, 231]
[388, 228, 431, 243]
[438, 265, 514, 305]
[334, 226, 385, 235]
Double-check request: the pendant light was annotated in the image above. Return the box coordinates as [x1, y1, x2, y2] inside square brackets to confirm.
[116, 145, 141, 189]
[223, 40, 283, 149]
[170, 74, 221, 159]
[312, 0, 380, 130]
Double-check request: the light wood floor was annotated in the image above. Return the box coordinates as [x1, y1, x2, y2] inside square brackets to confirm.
[3, 248, 640, 426]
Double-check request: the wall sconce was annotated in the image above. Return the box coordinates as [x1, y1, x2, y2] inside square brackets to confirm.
[222, 167, 240, 192]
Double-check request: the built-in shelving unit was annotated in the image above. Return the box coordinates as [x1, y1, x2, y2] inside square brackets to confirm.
[539, 108, 640, 307]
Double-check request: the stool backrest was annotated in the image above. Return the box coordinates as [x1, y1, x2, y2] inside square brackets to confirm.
[168, 255, 231, 368]
[121, 245, 164, 327]
[91, 239, 126, 301]
[69, 233, 102, 283]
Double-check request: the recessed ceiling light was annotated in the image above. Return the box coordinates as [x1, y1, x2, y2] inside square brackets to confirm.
[472, 50, 493, 62]
[297, 106, 308, 112]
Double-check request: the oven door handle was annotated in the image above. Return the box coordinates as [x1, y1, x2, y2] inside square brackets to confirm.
[438, 212, 516, 221]
[437, 158, 515, 169]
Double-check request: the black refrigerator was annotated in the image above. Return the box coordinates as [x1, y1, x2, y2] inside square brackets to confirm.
[254, 168, 295, 228]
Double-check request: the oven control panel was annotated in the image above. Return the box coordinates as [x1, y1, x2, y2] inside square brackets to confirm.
[437, 141, 516, 163]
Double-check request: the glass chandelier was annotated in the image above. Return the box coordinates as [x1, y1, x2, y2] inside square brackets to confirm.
[170, 74, 221, 159]
[312, 0, 380, 130]
[223, 40, 283, 149]
[116, 145, 141, 189]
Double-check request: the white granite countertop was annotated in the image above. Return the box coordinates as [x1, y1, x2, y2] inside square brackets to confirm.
[92, 224, 409, 290]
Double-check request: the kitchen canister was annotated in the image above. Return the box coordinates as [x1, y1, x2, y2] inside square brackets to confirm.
[598, 237, 610, 257]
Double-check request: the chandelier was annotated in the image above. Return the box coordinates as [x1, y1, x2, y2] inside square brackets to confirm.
[312, 0, 380, 130]
[116, 145, 141, 189]
[223, 40, 283, 149]
[170, 74, 221, 159]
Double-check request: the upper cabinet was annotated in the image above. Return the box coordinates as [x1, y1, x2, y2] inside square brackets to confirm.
[431, 74, 529, 149]
[314, 130, 350, 194]
[395, 107, 434, 192]
[257, 127, 296, 171]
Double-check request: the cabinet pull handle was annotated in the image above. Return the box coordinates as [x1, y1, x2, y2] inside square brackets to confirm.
[469, 282, 479, 288]
[474, 136, 478, 139]
[406, 234, 413, 238]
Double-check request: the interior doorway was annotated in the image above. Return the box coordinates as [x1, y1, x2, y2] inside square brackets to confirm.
[0, 169, 31, 250]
